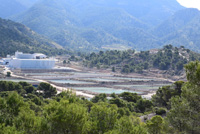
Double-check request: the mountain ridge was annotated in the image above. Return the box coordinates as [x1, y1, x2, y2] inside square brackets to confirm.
[0, 18, 67, 57]
[7, 0, 200, 52]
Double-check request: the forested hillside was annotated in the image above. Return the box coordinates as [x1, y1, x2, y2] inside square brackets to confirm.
[152, 8, 200, 51]
[0, 61, 199, 133]
[83, 45, 200, 75]
[11, 0, 192, 52]
[0, 18, 69, 57]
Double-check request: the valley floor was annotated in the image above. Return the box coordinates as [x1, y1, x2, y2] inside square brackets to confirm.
[0, 63, 175, 99]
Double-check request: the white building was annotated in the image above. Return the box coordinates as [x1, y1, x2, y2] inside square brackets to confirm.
[3, 51, 55, 69]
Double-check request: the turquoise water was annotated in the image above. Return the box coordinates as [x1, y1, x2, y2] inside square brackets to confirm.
[111, 77, 154, 81]
[68, 87, 143, 94]
[0, 79, 38, 83]
[49, 80, 95, 84]
[114, 85, 162, 90]
[114, 85, 136, 88]
[81, 77, 155, 82]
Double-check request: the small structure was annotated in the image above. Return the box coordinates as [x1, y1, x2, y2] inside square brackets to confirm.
[2, 51, 55, 69]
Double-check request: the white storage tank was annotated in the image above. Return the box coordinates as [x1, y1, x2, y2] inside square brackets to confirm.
[5, 51, 55, 69]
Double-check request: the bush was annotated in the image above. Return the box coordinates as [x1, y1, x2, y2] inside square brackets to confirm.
[155, 107, 167, 115]
[6, 72, 11, 77]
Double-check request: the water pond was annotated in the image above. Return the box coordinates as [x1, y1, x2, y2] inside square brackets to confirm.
[114, 84, 162, 91]
[24, 73, 62, 76]
[70, 72, 111, 76]
[83, 78, 121, 82]
[111, 77, 155, 81]
[49, 79, 95, 84]
[68, 87, 143, 94]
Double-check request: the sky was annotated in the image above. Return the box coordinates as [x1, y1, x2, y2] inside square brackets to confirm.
[177, 0, 200, 10]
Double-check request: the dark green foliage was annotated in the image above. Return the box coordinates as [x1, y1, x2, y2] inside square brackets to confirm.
[6, 72, 11, 77]
[24, 86, 35, 94]
[37, 82, 57, 98]
[84, 50, 134, 68]
[122, 64, 131, 73]
[0, 60, 200, 134]
[135, 99, 153, 113]
[89, 103, 118, 134]
[155, 107, 167, 115]
[146, 115, 165, 134]
[0, 77, 198, 134]
[91, 93, 107, 103]
[152, 81, 184, 108]
[0, 81, 25, 95]
[84, 45, 200, 74]
[105, 116, 147, 134]
[19, 82, 36, 94]
[117, 108, 131, 118]
[63, 60, 66, 64]
[44, 100, 88, 134]
[185, 61, 200, 85]
[0, 92, 26, 126]
[109, 98, 127, 108]
[112, 67, 115, 72]
[109, 92, 153, 113]
[167, 61, 200, 133]
[56, 90, 77, 103]
[0, 18, 70, 57]
[119, 92, 141, 103]
[26, 94, 42, 106]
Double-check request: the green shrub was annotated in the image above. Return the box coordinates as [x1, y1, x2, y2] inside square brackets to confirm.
[155, 107, 167, 115]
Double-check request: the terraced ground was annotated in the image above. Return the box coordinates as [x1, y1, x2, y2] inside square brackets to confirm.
[10, 69, 172, 97]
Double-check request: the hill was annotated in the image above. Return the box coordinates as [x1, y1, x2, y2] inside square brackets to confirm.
[8, 0, 200, 52]
[152, 8, 200, 51]
[0, 18, 67, 57]
[15, 0, 39, 8]
[83, 45, 200, 78]
[0, 0, 39, 18]
[0, 0, 26, 18]
[11, 0, 185, 51]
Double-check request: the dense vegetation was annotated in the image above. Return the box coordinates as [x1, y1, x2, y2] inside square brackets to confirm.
[9, 0, 200, 52]
[9, 0, 186, 51]
[83, 45, 200, 75]
[0, 61, 199, 133]
[0, 18, 71, 57]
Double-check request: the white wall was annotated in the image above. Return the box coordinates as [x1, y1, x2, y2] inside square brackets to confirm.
[9, 59, 55, 69]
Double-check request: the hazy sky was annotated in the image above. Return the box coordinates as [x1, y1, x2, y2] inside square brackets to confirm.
[177, 0, 200, 10]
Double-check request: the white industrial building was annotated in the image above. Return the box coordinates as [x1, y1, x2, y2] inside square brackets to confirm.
[2, 51, 55, 69]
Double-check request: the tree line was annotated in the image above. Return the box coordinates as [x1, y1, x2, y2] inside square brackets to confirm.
[0, 61, 199, 133]
[83, 45, 200, 75]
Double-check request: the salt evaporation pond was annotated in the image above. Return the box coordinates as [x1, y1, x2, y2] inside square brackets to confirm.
[84, 78, 121, 82]
[0, 78, 38, 83]
[49, 80, 95, 84]
[24, 73, 63, 76]
[114, 84, 169, 91]
[68, 87, 143, 94]
[69, 72, 112, 78]
[111, 77, 156, 81]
